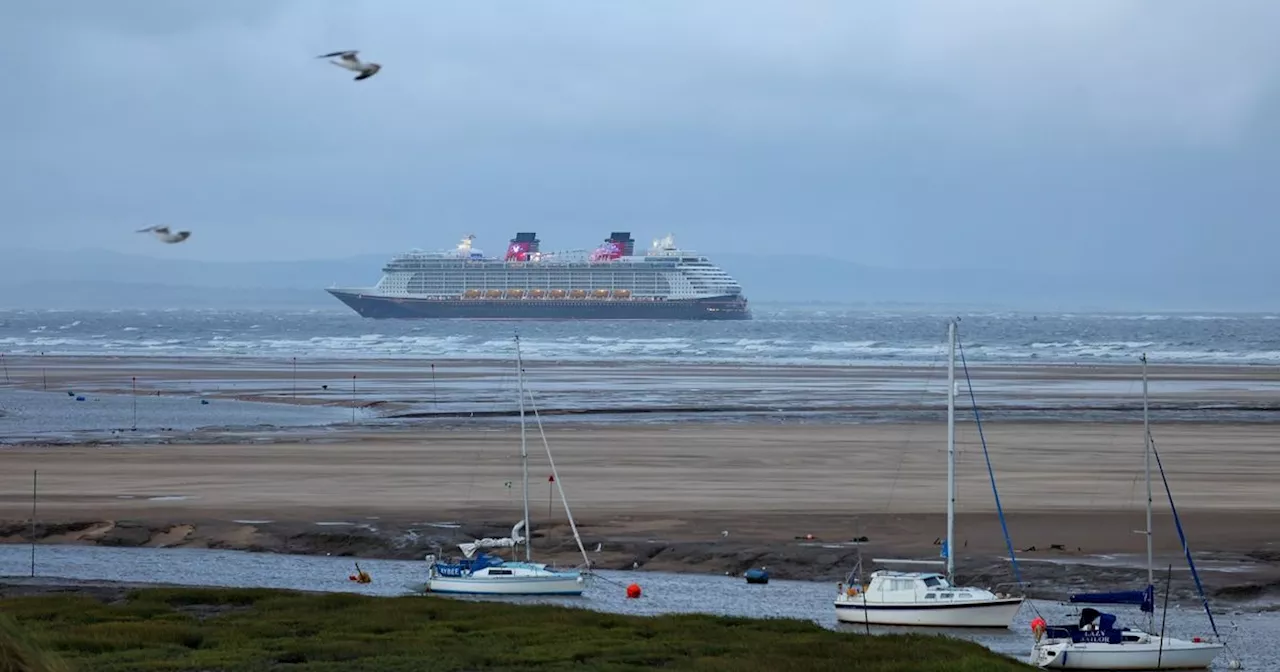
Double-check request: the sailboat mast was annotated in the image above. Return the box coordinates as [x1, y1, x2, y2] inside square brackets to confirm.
[515, 335, 532, 563]
[946, 320, 956, 581]
[1142, 353, 1153, 594]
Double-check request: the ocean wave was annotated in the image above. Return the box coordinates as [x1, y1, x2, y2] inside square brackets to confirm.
[2, 310, 1279, 366]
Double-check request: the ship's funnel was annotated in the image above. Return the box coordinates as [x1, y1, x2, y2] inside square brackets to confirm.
[607, 231, 635, 257]
[506, 232, 540, 261]
[591, 231, 634, 262]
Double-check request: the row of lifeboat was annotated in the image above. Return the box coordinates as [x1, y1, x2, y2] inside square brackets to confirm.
[462, 289, 633, 300]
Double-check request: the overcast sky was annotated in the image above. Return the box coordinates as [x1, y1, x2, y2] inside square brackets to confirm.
[3, 1, 1278, 273]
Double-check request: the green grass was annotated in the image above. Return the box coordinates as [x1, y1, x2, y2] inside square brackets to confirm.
[0, 587, 1034, 671]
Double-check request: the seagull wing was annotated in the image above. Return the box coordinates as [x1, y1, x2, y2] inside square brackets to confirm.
[135, 225, 161, 233]
[318, 50, 358, 59]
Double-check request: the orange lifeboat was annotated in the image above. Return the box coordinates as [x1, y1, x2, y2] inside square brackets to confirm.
[530, 289, 546, 298]
[463, 289, 481, 299]
[485, 289, 503, 299]
[569, 289, 587, 299]
[612, 289, 632, 299]
[506, 289, 525, 299]
[550, 289, 567, 299]
[591, 289, 609, 299]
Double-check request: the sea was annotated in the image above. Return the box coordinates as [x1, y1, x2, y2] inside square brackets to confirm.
[2, 306, 1279, 365]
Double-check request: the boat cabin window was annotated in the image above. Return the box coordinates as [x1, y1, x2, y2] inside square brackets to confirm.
[924, 594, 936, 599]
[958, 593, 972, 599]
[939, 593, 953, 599]
[889, 579, 914, 591]
[488, 569, 513, 575]
[923, 577, 941, 588]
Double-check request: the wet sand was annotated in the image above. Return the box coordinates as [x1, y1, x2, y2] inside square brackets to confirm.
[1, 422, 1278, 603]
[3, 355, 1280, 431]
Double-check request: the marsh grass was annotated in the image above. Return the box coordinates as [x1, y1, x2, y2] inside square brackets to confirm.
[0, 587, 1033, 671]
[0, 613, 72, 672]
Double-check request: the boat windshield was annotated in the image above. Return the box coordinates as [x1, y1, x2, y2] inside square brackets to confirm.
[923, 576, 945, 588]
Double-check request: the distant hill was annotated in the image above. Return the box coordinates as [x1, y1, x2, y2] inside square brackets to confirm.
[0, 247, 1274, 311]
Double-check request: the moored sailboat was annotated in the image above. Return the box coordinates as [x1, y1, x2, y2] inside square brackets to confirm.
[422, 336, 590, 596]
[1028, 354, 1231, 670]
[833, 320, 1024, 628]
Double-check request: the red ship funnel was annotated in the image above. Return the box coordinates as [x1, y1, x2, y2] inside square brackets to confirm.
[506, 232, 539, 261]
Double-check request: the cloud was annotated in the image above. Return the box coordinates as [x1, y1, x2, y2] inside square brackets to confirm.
[1, 0, 1278, 271]
[10, 1, 1278, 143]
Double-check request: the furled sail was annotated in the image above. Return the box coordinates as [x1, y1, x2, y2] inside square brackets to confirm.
[1068, 585, 1155, 613]
[458, 521, 527, 559]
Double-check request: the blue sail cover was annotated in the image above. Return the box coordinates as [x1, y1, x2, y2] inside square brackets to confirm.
[1069, 584, 1154, 613]
[432, 552, 506, 578]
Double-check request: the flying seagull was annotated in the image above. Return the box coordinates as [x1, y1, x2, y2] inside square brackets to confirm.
[317, 50, 381, 81]
[136, 225, 190, 244]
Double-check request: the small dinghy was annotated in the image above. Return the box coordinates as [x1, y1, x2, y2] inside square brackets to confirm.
[744, 567, 769, 585]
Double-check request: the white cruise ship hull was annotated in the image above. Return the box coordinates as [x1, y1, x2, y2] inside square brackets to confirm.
[1030, 637, 1223, 669]
[833, 596, 1024, 628]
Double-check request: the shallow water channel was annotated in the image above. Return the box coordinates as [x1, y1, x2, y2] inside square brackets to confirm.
[0, 545, 1271, 670]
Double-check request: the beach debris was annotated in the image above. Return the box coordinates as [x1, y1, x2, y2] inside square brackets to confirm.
[318, 50, 381, 81]
[348, 562, 372, 584]
[626, 582, 642, 599]
[136, 225, 191, 244]
[744, 567, 769, 585]
[200, 399, 210, 405]
[75, 396, 85, 401]
[67, 391, 74, 396]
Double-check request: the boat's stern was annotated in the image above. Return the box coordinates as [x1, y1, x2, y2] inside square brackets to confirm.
[1028, 641, 1066, 668]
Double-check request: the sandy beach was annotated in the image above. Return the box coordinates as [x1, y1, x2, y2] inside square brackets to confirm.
[1, 421, 1278, 603]
[2, 354, 1279, 604]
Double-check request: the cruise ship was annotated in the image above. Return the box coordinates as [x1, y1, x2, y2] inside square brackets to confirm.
[326, 231, 750, 320]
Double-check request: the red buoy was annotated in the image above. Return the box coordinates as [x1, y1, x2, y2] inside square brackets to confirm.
[626, 583, 642, 599]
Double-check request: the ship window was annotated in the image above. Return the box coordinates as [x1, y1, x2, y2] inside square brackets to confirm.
[958, 593, 972, 599]
[488, 569, 513, 575]
[924, 594, 936, 599]
[923, 577, 941, 587]
[939, 592, 953, 599]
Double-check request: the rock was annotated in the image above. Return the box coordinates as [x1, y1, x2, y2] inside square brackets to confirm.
[98, 521, 153, 547]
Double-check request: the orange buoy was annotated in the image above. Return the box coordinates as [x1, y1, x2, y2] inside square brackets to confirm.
[1030, 616, 1047, 642]
[349, 563, 372, 584]
[626, 583, 642, 599]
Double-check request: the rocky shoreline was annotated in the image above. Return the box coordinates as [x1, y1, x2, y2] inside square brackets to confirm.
[4, 517, 1279, 612]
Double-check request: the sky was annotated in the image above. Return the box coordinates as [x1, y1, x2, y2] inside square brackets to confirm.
[3, 0, 1279, 275]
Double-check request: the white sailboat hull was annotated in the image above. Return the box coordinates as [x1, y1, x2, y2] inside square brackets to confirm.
[834, 596, 1024, 628]
[425, 573, 585, 596]
[1030, 637, 1223, 669]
